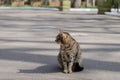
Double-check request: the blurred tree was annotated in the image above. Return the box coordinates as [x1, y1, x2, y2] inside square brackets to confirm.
[114, 0, 120, 13]
[71, 0, 81, 8]
[60, 0, 71, 11]
[97, 0, 113, 14]
[2, 0, 10, 5]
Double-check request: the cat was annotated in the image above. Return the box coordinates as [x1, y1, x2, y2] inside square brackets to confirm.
[55, 30, 84, 74]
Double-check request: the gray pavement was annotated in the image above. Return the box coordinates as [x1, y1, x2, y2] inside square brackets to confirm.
[0, 9, 120, 80]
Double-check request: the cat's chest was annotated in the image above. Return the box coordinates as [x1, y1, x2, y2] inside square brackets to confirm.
[60, 51, 74, 61]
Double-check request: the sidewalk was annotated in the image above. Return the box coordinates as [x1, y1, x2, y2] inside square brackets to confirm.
[0, 9, 120, 80]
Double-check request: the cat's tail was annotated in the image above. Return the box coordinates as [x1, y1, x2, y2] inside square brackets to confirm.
[73, 62, 84, 72]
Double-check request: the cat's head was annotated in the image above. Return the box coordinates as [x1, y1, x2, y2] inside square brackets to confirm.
[55, 30, 71, 44]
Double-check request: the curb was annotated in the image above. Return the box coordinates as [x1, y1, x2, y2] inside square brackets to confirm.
[70, 8, 98, 12]
[105, 12, 120, 17]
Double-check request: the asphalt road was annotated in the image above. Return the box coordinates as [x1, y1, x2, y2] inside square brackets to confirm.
[0, 9, 120, 80]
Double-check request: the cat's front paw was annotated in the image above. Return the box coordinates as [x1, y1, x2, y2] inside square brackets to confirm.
[68, 69, 72, 74]
[63, 70, 68, 74]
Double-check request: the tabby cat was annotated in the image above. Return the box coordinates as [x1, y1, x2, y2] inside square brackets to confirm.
[55, 31, 84, 74]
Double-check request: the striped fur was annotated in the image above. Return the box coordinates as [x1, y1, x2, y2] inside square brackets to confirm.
[55, 31, 84, 74]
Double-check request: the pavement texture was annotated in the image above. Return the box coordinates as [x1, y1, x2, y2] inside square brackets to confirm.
[0, 9, 120, 80]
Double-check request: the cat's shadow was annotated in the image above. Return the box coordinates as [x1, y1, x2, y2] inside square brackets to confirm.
[19, 64, 61, 73]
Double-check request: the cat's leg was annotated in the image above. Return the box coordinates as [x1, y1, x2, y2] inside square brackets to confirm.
[57, 54, 63, 69]
[68, 54, 74, 73]
[63, 62, 68, 73]
[68, 62, 73, 73]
